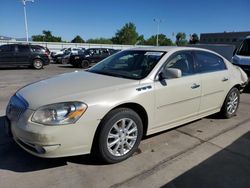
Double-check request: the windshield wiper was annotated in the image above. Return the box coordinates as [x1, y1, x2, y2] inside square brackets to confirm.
[88, 70, 134, 79]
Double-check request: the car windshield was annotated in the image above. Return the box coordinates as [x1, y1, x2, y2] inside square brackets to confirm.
[237, 39, 250, 56]
[88, 50, 165, 80]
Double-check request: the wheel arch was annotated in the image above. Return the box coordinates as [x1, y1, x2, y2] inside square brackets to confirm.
[91, 102, 149, 153]
[112, 103, 149, 136]
[32, 57, 43, 62]
[233, 84, 241, 90]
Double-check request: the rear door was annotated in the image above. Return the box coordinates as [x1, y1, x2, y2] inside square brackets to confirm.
[15, 45, 31, 65]
[194, 51, 230, 114]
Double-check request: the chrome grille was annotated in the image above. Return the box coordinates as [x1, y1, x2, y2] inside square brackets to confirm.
[6, 94, 28, 121]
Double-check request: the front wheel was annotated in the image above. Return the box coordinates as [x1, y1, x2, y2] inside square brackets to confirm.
[220, 87, 240, 118]
[95, 108, 143, 164]
[33, 59, 43, 70]
[80, 60, 89, 69]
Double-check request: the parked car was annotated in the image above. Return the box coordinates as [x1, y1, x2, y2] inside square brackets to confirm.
[67, 48, 120, 68]
[4, 47, 248, 163]
[61, 48, 86, 65]
[0, 44, 50, 69]
[51, 47, 85, 64]
[232, 36, 250, 75]
[71, 47, 85, 55]
[51, 48, 66, 57]
[51, 48, 69, 63]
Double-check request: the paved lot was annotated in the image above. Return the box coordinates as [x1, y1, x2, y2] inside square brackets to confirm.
[0, 64, 250, 188]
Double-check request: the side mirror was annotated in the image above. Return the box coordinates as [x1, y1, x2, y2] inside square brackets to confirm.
[166, 68, 182, 78]
[159, 71, 167, 80]
[158, 68, 182, 86]
[158, 71, 167, 86]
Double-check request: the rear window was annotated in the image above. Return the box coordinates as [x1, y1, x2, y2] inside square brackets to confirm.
[0, 45, 15, 52]
[237, 39, 250, 56]
[18, 45, 30, 53]
[30, 46, 45, 53]
[195, 51, 227, 73]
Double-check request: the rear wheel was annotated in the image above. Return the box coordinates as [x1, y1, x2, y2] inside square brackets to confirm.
[80, 60, 89, 69]
[33, 59, 43, 70]
[220, 87, 240, 118]
[95, 108, 143, 163]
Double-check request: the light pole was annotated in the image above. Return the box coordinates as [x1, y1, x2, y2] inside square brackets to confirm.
[21, 0, 34, 42]
[153, 18, 162, 46]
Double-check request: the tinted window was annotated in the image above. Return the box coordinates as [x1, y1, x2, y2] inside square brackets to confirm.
[237, 39, 250, 56]
[93, 49, 101, 55]
[18, 45, 30, 53]
[102, 49, 109, 54]
[0, 45, 15, 52]
[85, 49, 94, 55]
[163, 52, 195, 77]
[195, 51, 226, 73]
[30, 46, 45, 53]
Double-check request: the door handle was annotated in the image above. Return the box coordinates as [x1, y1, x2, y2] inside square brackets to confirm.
[222, 77, 229, 82]
[191, 83, 200, 89]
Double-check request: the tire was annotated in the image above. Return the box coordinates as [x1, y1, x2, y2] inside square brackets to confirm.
[80, 60, 89, 69]
[95, 108, 143, 164]
[33, 59, 43, 70]
[220, 87, 240, 118]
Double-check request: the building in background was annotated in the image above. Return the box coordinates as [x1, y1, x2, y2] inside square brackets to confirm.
[0, 35, 13, 41]
[200, 31, 250, 48]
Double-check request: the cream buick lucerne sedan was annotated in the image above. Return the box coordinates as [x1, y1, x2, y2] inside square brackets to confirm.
[4, 47, 248, 163]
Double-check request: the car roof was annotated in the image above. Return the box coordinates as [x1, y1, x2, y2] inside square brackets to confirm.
[130, 46, 211, 52]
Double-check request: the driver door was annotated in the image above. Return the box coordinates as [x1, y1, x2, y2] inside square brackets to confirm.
[153, 51, 201, 130]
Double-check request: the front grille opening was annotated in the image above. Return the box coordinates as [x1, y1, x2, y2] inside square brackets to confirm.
[16, 138, 45, 154]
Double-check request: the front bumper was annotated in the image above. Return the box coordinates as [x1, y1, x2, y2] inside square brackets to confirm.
[5, 108, 99, 158]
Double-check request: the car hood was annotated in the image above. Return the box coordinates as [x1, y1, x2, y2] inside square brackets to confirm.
[17, 71, 138, 110]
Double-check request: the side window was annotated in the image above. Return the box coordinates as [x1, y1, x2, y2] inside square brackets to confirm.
[163, 52, 195, 78]
[93, 49, 101, 55]
[30, 46, 44, 53]
[237, 39, 250, 56]
[18, 45, 30, 53]
[102, 49, 109, 55]
[195, 51, 226, 73]
[0, 45, 15, 52]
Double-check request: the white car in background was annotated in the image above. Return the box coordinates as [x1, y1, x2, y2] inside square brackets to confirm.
[4, 47, 248, 163]
[232, 36, 250, 74]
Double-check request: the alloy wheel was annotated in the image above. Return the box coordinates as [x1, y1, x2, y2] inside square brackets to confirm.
[107, 118, 138, 157]
[227, 91, 239, 115]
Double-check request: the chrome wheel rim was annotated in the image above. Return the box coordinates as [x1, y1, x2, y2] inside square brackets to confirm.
[34, 60, 42, 69]
[227, 91, 239, 114]
[107, 118, 138, 157]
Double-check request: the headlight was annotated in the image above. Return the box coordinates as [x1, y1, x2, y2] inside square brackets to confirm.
[31, 102, 87, 125]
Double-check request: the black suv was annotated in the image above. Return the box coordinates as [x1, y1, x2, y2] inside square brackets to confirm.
[66, 48, 120, 68]
[0, 44, 50, 69]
